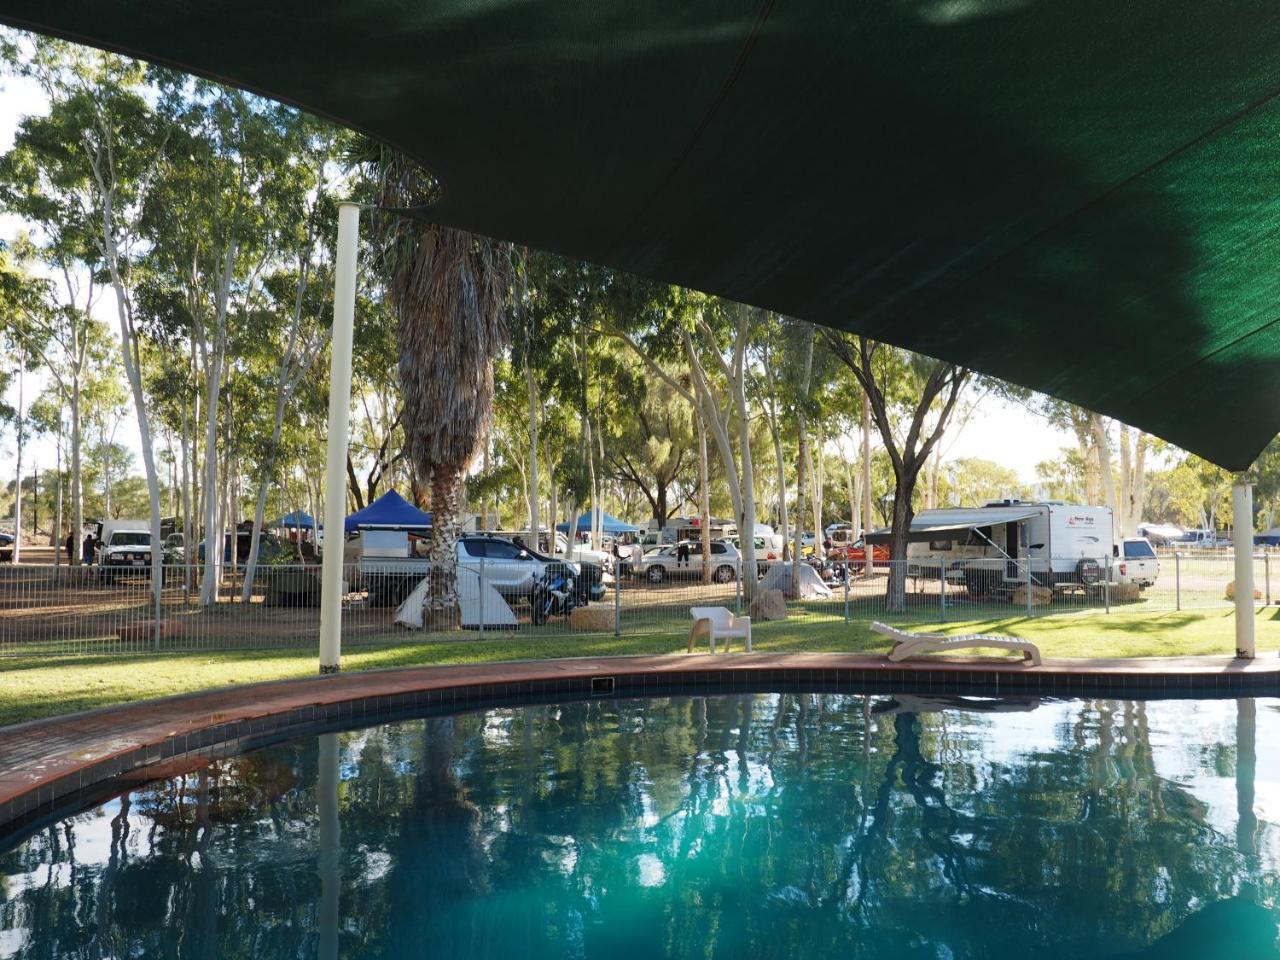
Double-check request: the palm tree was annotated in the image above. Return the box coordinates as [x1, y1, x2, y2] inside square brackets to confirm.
[364, 146, 510, 628]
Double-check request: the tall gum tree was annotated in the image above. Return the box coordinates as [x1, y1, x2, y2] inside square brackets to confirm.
[6, 39, 170, 601]
[824, 332, 969, 612]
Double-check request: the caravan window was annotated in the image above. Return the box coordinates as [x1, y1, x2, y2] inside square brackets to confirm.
[964, 526, 993, 547]
[928, 538, 953, 551]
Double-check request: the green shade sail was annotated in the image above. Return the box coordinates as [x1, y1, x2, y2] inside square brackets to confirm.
[3, 0, 1279, 468]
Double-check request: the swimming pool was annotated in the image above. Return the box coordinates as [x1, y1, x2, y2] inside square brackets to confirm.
[2, 692, 1277, 958]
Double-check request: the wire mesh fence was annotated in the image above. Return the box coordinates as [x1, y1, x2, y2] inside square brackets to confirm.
[0, 550, 1270, 658]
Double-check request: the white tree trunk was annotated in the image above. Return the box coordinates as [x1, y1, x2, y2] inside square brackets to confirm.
[12, 360, 23, 564]
[99, 190, 165, 613]
[699, 416, 712, 583]
[71, 387, 82, 564]
[1090, 414, 1120, 526]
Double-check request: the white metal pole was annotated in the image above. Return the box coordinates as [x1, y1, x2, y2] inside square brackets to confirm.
[319, 202, 359, 674]
[1233, 482, 1255, 659]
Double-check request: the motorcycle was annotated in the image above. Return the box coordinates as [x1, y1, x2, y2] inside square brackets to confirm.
[807, 554, 849, 585]
[530, 564, 577, 625]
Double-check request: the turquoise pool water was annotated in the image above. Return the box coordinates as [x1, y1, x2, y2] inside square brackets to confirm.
[2, 693, 1278, 958]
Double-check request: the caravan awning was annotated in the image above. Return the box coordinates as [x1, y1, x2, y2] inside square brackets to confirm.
[866, 507, 1039, 544]
[909, 507, 1042, 533]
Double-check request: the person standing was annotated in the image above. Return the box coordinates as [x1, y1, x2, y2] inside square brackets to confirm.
[64, 529, 75, 564]
[83, 532, 96, 565]
[676, 541, 690, 567]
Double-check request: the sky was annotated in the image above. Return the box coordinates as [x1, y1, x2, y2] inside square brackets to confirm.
[0, 67, 1079, 491]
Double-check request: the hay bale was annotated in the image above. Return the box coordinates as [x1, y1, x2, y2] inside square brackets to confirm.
[1008, 584, 1053, 607]
[1226, 581, 1263, 601]
[1110, 582, 1141, 602]
[568, 605, 616, 631]
[749, 588, 789, 621]
[117, 620, 184, 642]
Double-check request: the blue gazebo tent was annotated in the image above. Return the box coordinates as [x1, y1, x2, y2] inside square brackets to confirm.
[274, 509, 319, 530]
[555, 510, 640, 535]
[343, 490, 432, 535]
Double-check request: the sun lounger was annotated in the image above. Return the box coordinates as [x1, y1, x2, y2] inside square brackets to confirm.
[689, 606, 752, 653]
[870, 621, 1042, 666]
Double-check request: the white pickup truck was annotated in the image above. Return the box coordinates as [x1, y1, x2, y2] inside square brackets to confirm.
[1113, 537, 1160, 588]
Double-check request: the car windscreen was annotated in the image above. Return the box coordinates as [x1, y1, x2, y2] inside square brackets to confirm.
[109, 532, 150, 546]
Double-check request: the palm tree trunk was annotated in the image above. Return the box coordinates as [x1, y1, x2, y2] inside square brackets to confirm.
[424, 469, 462, 630]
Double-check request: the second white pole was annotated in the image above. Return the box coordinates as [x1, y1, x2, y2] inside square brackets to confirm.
[319, 201, 360, 674]
[1234, 482, 1256, 660]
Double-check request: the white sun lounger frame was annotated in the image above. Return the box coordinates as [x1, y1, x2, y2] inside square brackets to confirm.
[871, 621, 1042, 666]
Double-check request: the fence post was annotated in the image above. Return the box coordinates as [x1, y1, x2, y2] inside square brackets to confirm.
[613, 563, 621, 637]
[1104, 554, 1111, 614]
[843, 563, 850, 623]
[1175, 552, 1181, 611]
[940, 559, 947, 623]
[1025, 558, 1033, 619]
[154, 565, 163, 652]
[478, 557, 485, 641]
[1266, 551, 1272, 607]
[735, 559, 742, 616]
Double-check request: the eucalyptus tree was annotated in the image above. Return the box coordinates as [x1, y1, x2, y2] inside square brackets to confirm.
[0, 90, 119, 563]
[823, 333, 969, 611]
[233, 123, 340, 599]
[142, 75, 324, 602]
[606, 374, 697, 525]
[347, 287, 403, 512]
[609, 286, 761, 594]
[4, 37, 170, 597]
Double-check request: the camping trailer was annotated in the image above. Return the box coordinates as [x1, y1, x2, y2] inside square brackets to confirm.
[902, 500, 1117, 595]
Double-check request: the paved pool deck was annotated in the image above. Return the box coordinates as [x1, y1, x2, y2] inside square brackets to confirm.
[2, 651, 1278, 842]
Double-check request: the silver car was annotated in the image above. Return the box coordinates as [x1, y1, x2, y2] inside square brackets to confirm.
[639, 539, 739, 584]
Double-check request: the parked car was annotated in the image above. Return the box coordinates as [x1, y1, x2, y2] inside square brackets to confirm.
[100, 528, 153, 582]
[0, 531, 12, 563]
[1113, 537, 1159, 589]
[196, 530, 290, 566]
[163, 532, 187, 564]
[456, 536, 605, 603]
[638, 540, 740, 583]
[834, 538, 890, 566]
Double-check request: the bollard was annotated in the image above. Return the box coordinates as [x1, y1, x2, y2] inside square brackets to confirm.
[1175, 552, 1181, 611]
[614, 563, 621, 637]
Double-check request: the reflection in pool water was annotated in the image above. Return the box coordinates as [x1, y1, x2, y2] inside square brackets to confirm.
[2, 694, 1278, 959]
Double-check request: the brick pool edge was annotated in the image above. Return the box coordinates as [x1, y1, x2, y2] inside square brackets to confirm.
[2, 652, 1278, 844]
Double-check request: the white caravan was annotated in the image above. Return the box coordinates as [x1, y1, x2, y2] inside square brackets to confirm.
[904, 500, 1119, 595]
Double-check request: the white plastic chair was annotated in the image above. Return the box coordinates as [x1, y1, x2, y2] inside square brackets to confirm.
[688, 606, 752, 653]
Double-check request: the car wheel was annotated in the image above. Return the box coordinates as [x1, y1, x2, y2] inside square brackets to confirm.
[647, 566, 666, 584]
[713, 564, 734, 584]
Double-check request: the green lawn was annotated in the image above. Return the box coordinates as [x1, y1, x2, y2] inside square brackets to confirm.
[1, 607, 1276, 727]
